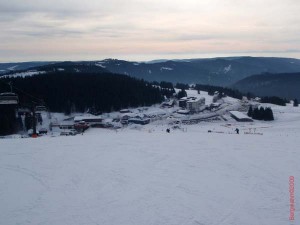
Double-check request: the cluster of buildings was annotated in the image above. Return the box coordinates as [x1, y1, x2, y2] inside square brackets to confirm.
[57, 111, 151, 134]
[54, 91, 256, 136]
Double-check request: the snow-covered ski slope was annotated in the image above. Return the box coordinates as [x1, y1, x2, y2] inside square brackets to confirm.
[1, 105, 300, 225]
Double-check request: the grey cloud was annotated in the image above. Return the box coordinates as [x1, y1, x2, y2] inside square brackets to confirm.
[173, 34, 216, 41]
[14, 29, 84, 38]
[0, 0, 92, 12]
[0, 0, 146, 13]
[0, 0, 300, 61]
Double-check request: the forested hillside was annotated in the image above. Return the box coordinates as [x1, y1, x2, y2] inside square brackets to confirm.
[85, 57, 300, 85]
[2, 56, 300, 86]
[0, 72, 164, 114]
[232, 72, 300, 100]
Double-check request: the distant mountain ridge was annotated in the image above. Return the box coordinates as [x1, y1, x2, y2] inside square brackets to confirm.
[1, 57, 300, 86]
[232, 72, 300, 100]
[104, 57, 300, 85]
[0, 62, 52, 74]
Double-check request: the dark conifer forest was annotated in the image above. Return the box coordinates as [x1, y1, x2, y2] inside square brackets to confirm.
[194, 84, 246, 99]
[260, 96, 288, 106]
[0, 72, 164, 114]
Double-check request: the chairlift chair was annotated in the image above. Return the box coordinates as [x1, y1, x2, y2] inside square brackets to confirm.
[0, 92, 19, 105]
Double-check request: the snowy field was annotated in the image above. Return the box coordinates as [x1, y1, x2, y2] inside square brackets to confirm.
[1, 104, 300, 225]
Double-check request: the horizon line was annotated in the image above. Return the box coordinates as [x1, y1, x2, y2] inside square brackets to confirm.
[1, 55, 300, 64]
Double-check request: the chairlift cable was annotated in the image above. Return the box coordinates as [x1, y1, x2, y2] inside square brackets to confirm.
[0, 78, 44, 104]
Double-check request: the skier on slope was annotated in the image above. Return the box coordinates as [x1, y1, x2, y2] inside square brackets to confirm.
[235, 128, 239, 134]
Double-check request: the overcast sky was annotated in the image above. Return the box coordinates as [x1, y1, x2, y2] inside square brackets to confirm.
[0, 0, 299, 62]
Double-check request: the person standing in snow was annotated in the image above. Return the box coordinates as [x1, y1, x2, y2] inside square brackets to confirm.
[235, 128, 239, 134]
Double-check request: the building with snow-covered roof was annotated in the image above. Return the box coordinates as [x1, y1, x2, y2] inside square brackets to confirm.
[242, 96, 249, 103]
[253, 97, 261, 102]
[177, 109, 190, 115]
[120, 109, 132, 113]
[59, 121, 75, 130]
[210, 103, 221, 108]
[128, 118, 150, 125]
[213, 91, 221, 103]
[229, 111, 253, 122]
[179, 96, 203, 109]
[186, 97, 205, 113]
[120, 113, 138, 125]
[179, 98, 188, 108]
[74, 115, 102, 124]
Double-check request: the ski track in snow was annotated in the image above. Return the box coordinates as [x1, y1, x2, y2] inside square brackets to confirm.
[0, 165, 49, 190]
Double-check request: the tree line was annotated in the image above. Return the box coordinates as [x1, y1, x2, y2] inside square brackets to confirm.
[151, 81, 175, 98]
[0, 72, 164, 115]
[260, 96, 288, 106]
[247, 106, 274, 121]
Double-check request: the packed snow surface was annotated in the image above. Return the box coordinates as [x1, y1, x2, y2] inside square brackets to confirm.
[7, 65, 18, 71]
[224, 64, 232, 73]
[1, 103, 300, 225]
[1, 71, 45, 78]
[160, 67, 173, 71]
[95, 62, 106, 68]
